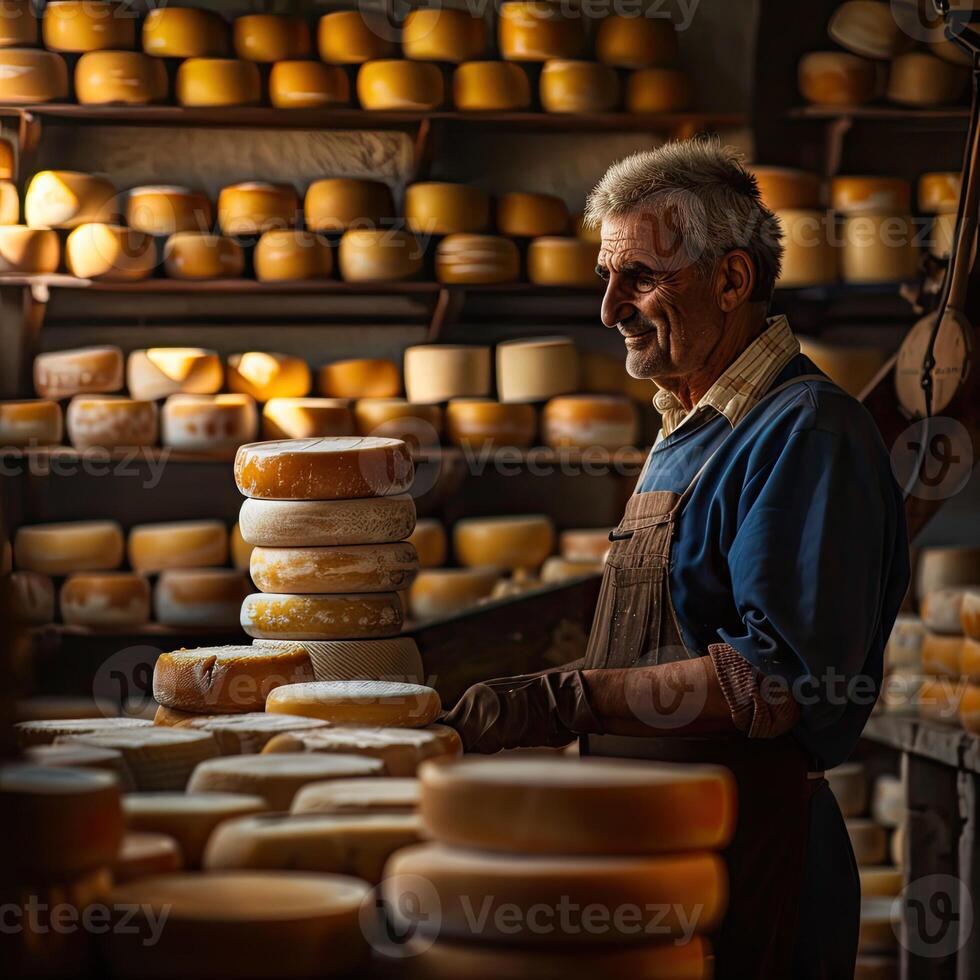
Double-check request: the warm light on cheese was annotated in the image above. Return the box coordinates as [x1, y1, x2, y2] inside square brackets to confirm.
[230, 522, 252, 571]
[9, 569, 55, 624]
[226, 352, 311, 402]
[921, 631, 963, 678]
[255, 635, 424, 685]
[142, 7, 229, 58]
[163, 232, 244, 280]
[266, 679, 440, 727]
[918, 171, 961, 214]
[175, 57, 261, 107]
[65, 223, 156, 281]
[921, 587, 974, 635]
[0, 179, 18, 223]
[541, 555, 603, 582]
[59, 572, 150, 628]
[127, 519, 228, 574]
[841, 213, 917, 283]
[929, 211, 956, 260]
[828, 1, 912, 60]
[496, 336, 578, 403]
[409, 567, 499, 619]
[25, 170, 117, 229]
[269, 59, 349, 108]
[255, 229, 332, 281]
[0, 48, 68, 103]
[916, 547, 980, 600]
[406, 519, 446, 568]
[527, 236, 599, 286]
[317, 10, 395, 64]
[161, 394, 257, 451]
[887, 51, 967, 107]
[338, 228, 424, 281]
[750, 167, 823, 211]
[963, 592, 980, 640]
[127, 348, 223, 401]
[0, 399, 62, 447]
[65, 395, 158, 450]
[436, 233, 520, 284]
[232, 13, 310, 62]
[830, 176, 911, 215]
[405, 182, 490, 235]
[498, 1, 583, 61]
[871, 775, 904, 829]
[540, 60, 619, 113]
[304, 178, 394, 233]
[454, 514, 554, 571]
[445, 398, 535, 450]
[452, 59, 531, 109]
[74, 51, 167, 105]
[595, 14, 677, 68]
[217, 181, 298, 236]
[0, 0, 37, 48]
[154, 568, 250, 628]
[357, 59, 444, 110]
[261, 397, 353, 440]
[126, 185, 212, 236]
[15, 715, 149, 748]
[541, 394, 638, 450]
[353, 398, 442, 449]
[14, 520, 123, 575]
[114, 832, 182, 882]
[797, 337, 887, 397]
[560, 528, 610, 563]
[34, 346, 123, 399]
[0, 225, 60, 273]
[161, 712, 328, 755]
[496, 191, 568, 237]
[403, 8, 485, 62]
[960, 682, 980, 733]
[775, 209, 838, 288]
[404, 344, 492, 403]
[625, 67, 693, 113]
[318, 358, 400, 399]
[241, 591, 404, 640]
[581, 351, 655, 402]
[42, 1, 135, 52]
[798, 51, 879, 106]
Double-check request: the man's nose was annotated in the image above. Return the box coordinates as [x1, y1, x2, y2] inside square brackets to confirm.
[601, 277, 634, 329]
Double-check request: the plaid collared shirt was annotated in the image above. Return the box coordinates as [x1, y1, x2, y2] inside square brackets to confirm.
[652, 315, 801, 440]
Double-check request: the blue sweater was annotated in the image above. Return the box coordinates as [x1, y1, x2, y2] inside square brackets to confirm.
[637, 353, 910, 769]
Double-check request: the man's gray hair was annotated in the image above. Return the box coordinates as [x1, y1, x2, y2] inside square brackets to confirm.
[584, 139, 783, 302]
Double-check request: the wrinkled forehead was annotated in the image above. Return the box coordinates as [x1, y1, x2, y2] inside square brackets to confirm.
[598, 208, 702, 274]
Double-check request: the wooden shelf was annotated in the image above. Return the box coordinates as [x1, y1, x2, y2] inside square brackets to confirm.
[786, 105, 971, 125]
[864, 714, 980, 775]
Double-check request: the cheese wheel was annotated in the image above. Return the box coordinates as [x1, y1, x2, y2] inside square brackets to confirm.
[25, 743, 130, 786]
[15, 715, 151, 748]
[498, 2, 583, 61]
[356, 59, 444, 110]
[527, 236, 598, 286]
[775, 209, 838, 287]
[595, 14, 677, 69]
[407, 519, 446, 568]
[859, 898, 900, 955]
[385, 842, 726, 943]
[217, 181, 298, 236]
[161, 711, 328, 754]
[262, 397, 353, 440]
[114, 832, 182, 882]
[860, 866, 903, 900]
[0, 0, 36, 48]
[750, 167, 822, 211]
[917, 546, 980, 599]
[409, 567, 499, 619]
[226, 352, 311, 403]
[879, 669, 924, 716]
[560, 528, 609, 563]
[126, 348, 223, 401]
[253, 636, 424, 684]
[0, 225, 60, 273]
[0, 179, 17, 223]
[34, 346, 123, 399]
[65, 223, 155, 281]
[445, 398, 535, 449]
[318, 358, 400, 399]
[435, 232, 520, 284]
[42, 1, 135, 52]
[235, 436, 414, 501]
[929, 211, 956, 260]
[161, 393, 258, 451]
[337, 228, 423, 281]
[9, 569, 55, 624]
[233, 14, 310, 62]
[496, 336, 578, 403]
[304, 177, 393, 233]
[74, 50, 167, 105]
[496, 191, 568, 237]
[292, 776, 420, 815]
[0, 48, 68, 103]
[142, 7, 229, 58]
[268, 59, 349, 108]
[540, 59, 619, 113]
[885, 614, 924, 671]
[266, 679, 440, 727]
[188, 753, 385, 810]
[405, 182, 490, 235]
[404, 345, 491, 403]
[128, 520, 227, 573]
[241, 591, 403, 640]
[921, 631, 963, 677]
[841, 213, 917, 283]
[625, 67, 692, 113]
[230, 522, 253, 571]
[798, 51, 878, 106]
[887, 51, 967, 107]
[122, 792, 267, 868]
[103, 872, 370, 980]
[59, 571, 150, 628]
[962, 591, 980, 639]
[542, 394, 638, 450]
[152, 643, 313, 713]
[25, 170, 117, 229]
[163, 232, 244, 280]
[871, 775, 904, 829]
[317, 10, 395, 64]
[153, 568, 250, 628]
[254, 229, 332, 281]
[922, 587, 975, 634]
[0, 399, 62, 447]
[847, 819, 888, 865]
[65, 395, 158, 449]
[797, 338, 887, 397]
[959, 682, 980, 732]
[176, 57, 261, 107]
[453, 59, 530, 109]
[827, 762, 868, 818]
[403, 8, 485, 62]
[828, 1, 911, 60]
[126, 185, 212, 236]
[14, 520, 123, 574]
[961, 637, 980, 683]
[918, 171, 961, 214]
[353, 398, 442, 449]
[540, 555, 603, 582]
[454, 514, 554, 570]
[1, 765, 124, 881]
[830, 176, 911, 215]
[239, 494, 416, 547]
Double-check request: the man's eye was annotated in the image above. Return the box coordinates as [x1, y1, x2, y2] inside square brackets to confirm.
[637, 277, 656, 291]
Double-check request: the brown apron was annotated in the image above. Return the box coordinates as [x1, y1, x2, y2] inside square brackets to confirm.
[581, 375, 827, 980]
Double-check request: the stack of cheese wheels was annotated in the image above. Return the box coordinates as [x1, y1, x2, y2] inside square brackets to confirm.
[382, 755, 731, 973]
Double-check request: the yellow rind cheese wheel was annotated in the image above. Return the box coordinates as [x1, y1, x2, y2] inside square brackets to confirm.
[241, 591, 404, 640]
[918, 171, 961, 214]
[860, 866, 904, 899]
[269, 59, 349, 108]
[830, 176, 911, 215]
[409, 567, 499, 619]
[218, 181, 299, 236]
[357, 59, 444, 110]
[402, 8, 486, 62]
[406, 518, 447, 568]
[798, 51, 879, 106]
[250, 542, 419, 594]
[0, 225, 60, 273]
[436, 233, 520, 284]
[261, 397, 353, 440]
[776, 209, 838, 288]
[405, 181, 490, 235]
[127, 520, 228, 573]
[114, 831, 183, 883]
[847, 819, 889, 865]
[498, 1, 584, 61]
[232, 13, 310, 63]
[453, 59, 530, 109]
[445, 398, 535, 449]
[25, 170, 117, 229]
[496, 191, 569, 237]
[337, 228, 423, 281]
[126, 348, 223, 401]
[921, 631, 962, 678]
[828, 1, 912, 60]
[542, 394, 638, 450]
[65, 223, 156, 281]
[292, 776, 420, 815]
[142, 7, 229, 58]
[74, 51, 168, 105]
[304, 177, 393, 233]
[527, 236, 599, 286]
[266, 679, 440, 727]
[14, 520, 124, 575]
[626, 67, 692, 112]
[841, 213, 917, 283]
[254, 229, 332, 281]
[42, 1, 135, 52]
[750, 166, 823, 211]
[318, 358, 400, 398]
[595, 14, 678, 69]
[0, 0, 37, 48]
[175, 57, 261, 107]
[163, 232, 244, 280]
[153, 568, 251, 628]
[454, 514, 554, 570]
[0, 48, 68, 103]
[353, 398, 442, 449]
[0, 399, 63, 447]
[226, 352, 312, 402]
[540, 59, 619, 113]
[60, 572, 151, 628]
[126, 185, 212, 236]
[886, 51, 967, 107]
[317, 10, 395, 64]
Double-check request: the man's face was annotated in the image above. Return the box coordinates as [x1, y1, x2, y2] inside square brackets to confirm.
[597, 211, 724, 381]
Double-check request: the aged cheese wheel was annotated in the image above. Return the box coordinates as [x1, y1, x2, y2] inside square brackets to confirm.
[917, 546, 980, 599]
[160, 712, 328, 755]
[454, 514, 554, 570]
[435, 233, 520, 284]
[269, 59, 349, 108]
[918, 171, 961, 214]
[14, 520, 122, 575]
[840, 214, 917, 283]
[9, 569, 56, 624]
[153, 569, 251, 628]
[405, 182, 490, 235]
[241, 591, 404, 640]
[859, 898, 900, 955]
[152, 643, 313, 713]
[161, 394, 258, 451]
[127, 348, 222, 401]
[103, 872, 370, 980]
[452, 59, 531, 109]
[0, 0, 37, 47]
[24, 743, 129, 786]
[304, 177, 393, 233]
[318, 358, 400, 399]
[542, 394, 638, 450]
[25, 170, 116, 229]
[0, 179, 18, 223]
[338, 228, 423, 281]
[254, 229, 332, 281]
[860, 866, 903, 899]
[830, 176, 911, 215]
[226, 352, 311, 402]
[828, 1, 911, 59]
[64, 390, 157, 448]
[560, 528, 610, 562]
[871, 775, 904, 829]
[128, 520, 227, 573]
[250, 542, 419, 594]
[797, 338, 887, 397]
[409, 567, 499, 619]
[540, 60, 619, 113]
[0, 225, 60, 273]
[798, 51, 879, 106]
[239, 494, 416, 547]
[921, 631, 962, 677]
[0, 48, 68, 103]
[292, 776, 420, 815]
[885, 614, 924, 671]
[750, 167, 822, 211]
[266, 679, 440, 727]
[827, 762, 868, 818]
[232, 13, 310, 62]
[496, 191, 568, 237]
[625, 67, 692, 113]
[847, 819, 888, 865]
[42, 0, 135, 52]
[114, 832, 182, 882]
[445, 398, 535, 449]
[176, 57, 261, 107]
[15, 716, 150, 748]
[922, 587, 975, 634]
[407, 519, 446, 568]
[74, 51, 167, 105]
[404, 344, 491, 403]
[403, 8, 485, 62]
[262, 397, 353, 440]
[126, 185, 212, 236]
[142, 7, 229, 58]
[65, 223, 155, 281]
[774, 209, 838, 287]
[353, 398, 442, 449]
[163, 232, 244, 280]
[496, 336, 578, 403]
[59, 572, 150, 628]
[253, 635, 424, 684]
[962, 592, 980, 639]
[230, 522, 252, 570]
[0, 399, 62, 446]
[357, 59, 444, 110]
[34, 346, 123, 400]
[595, 14, 677, 69]
[217, 181, 298, 236]
[498, 1, 583, 61]
[961, 637, 980, 682]
[317, 10, 395, 64]
[235, 436, 413, 501]
[887, 51, 967, 107]
[527, 236, 599, 286]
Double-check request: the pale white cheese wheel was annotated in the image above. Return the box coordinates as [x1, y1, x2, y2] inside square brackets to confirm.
[160, 711, 328, 755]
[266, 679, 441, 727]
[65, 395, 158, 450]
[59, 572, 151, 628]
[871, 775, 904, 830]
[126, 348, 223, 402]
[128, 520, 228, 573]
[240, 591, 404, 640]
[153, 568, 250, 628]
[250, 542, 419, 594]
[409, 567, 499, 619]
[33, 346, 124, 400]
[14, 715, 152, 748]
[253, 636, 424, 684]
[540, 555, 603, 582]
[161, 394, 258, 452]
[404, 345, 492, 404]
[496, 336, 579, 403]
[291, 777, 420, 815]
[0, 399, 62, 447]
[885, 614, 924, 671]
[14, 520, 124, 575]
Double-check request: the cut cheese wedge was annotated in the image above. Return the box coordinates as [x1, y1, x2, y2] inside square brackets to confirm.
[15, 716, 152, 748]
[60, 572, 151, 628]
[126, 347, 223, 402]
[253, 636, 425, 684]
[241, 591, 404, 640]
[33, 345, 124, 399]
[160, 711, 328, 755]
[153, 568, 250, 628]
[847, 819, 889, 866]
[921, 587, 975, 635]
[250, 542, 419, 594]
[454, 514, 555, 570]
[161, 394, 258, 451]
[128, 520, 228, 573]
[827, 762, 868, 818]
[292, 776, 420, 815]
[0, 399, 62, 447]
[114, 831, 183, 882]
[14, 520, 124, 575]
[65, 396, 158, 450]
[266, 680, 441, 727]
[410, 567, 499, 619]
[262, 398, 354, 441]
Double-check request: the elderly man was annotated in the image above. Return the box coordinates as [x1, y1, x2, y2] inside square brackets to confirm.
[442, 140, 910, 979]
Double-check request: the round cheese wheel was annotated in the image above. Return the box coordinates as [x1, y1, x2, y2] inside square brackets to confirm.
[540, 60, 619, 113]
[625, 67, 693, 112]
[239, 494, 416, 547]
[0, 48, 68, 103]
[918, 171, 961, 214]
[385, 842, 726, 943]
[860, 866, 903, 899]
[871, 775, 904, 829]
[318, 358, 400, 398]
[161, 393, 257, 451]
[404, 344, 491, 403]
[25, 170, 117, 229]
[241, 591, 404, 640]
[304, 177, 393, 233]
[917, 547, 980, 600]
[114, 831, 183, 882]
[0, 398, 62, 447]
[163, 232, 244, 280]
[25, 742, 129, 785]
[230, 521, 253, 571]
[268, 59, 349, 108]
[962, 592, 980, 640]
[452, 59, 530, 109]
[798, 51, 879, 106]
[403, 8, 485, 62]
[254, 228, 333, 281]
[560, 528, 610, 563]
[59, 571, 150, 628]
[409, 567, 499, 619]
[153, 568, 250, 629]
[797, 338, 887, 397]
[595, 14, 677, 69]
[849, 819, 890, 866]
[436, 233, 520, 284]
[226, 352, 311, 402]
[142, 7, 229, 58]
[959, 681, 980, 733]
[445, 398, 535, 449]
[961, 638, 980, 683]
[921, 631, 963, 677]
[317, 10, 395, 64]
[292, 776, 419, 815]
[830, 176, 911, 215]
[885, 614, 924, 671]
[13, 520, 123, 574]
[498, 2, 583, 61]
[354, 398, 442, 449]
[127, 520, 228, 573]
[126, 348, 222, 401]
[859, 898, 900, 955]
[454, 514, 554, 570]
[0, 0, 37, 48]
[357, 59, 444, 110]
[407, 519, 446, 568]
[255, 635, 424, 684]
[9, 569, 56, 624]
[235, 436, 413, 501]
[74, 50, 167, 105]
[828, 1, 912, 60]
[261, 397, 353, 440]
[338, 228, 423, 281]
[527, 236, 598, 286]
[65, 395, 158, 449]
[34, 345, 123, 400]
[0, 178, 18, 223]
[922, 587, 974, 635]
[0, 225, 60, 272]
[266, 679, 440, 727]
[542, 394, 638, 450]
[232, 13, 310, 62]
[160, 711, 328, 752]
[496, 191, 568, 237]
[496, 336, 578, 403]
[217, 181, 298, 236]
[541, 555, 602, 581]
[126, 185, 212, 236]
[841, 213, 917, 283]
[175, 57, 261, 107]
[152, 643, 312, 713]
[827, 762, 868, 818]
[750, 167, 822, 211]
[887, 51, 967, 107]
[15, 716, 150, 748]
[775, 209, 838, 287]
[42, 1, 135, 52]
[65, 223, 155, 281]
[405, 182, 490, 235]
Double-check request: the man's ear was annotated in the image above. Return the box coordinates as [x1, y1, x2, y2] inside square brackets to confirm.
[716, 250, 755, 312]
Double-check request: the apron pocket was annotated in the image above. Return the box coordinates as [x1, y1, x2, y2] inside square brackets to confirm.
[604, 563, 661, 668]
